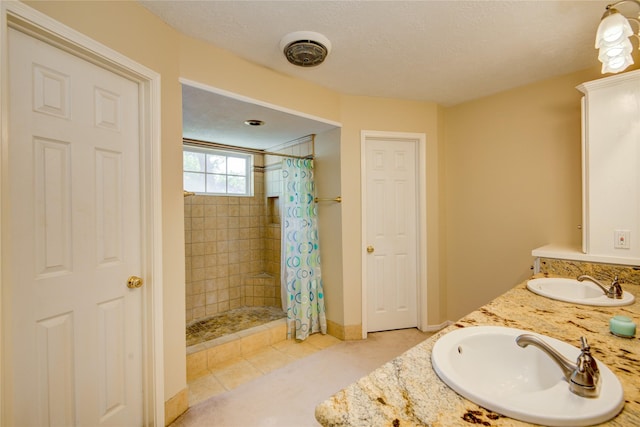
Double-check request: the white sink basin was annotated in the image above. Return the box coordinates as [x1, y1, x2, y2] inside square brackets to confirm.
[432, 326, 624, 426]
[527, 277, 635, 306]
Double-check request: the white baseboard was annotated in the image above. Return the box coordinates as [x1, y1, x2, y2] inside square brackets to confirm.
[421, 320, 453, 332]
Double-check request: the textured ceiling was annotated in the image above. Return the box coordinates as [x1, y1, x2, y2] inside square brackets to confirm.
[140, 0, 613, 149]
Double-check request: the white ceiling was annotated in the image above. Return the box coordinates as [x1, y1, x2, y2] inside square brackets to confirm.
[181, 83, 340, 149]
[140, 0, 611, 149]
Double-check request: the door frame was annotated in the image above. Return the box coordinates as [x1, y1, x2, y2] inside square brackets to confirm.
[0, 2, 164, 425]
[360, 130, 427, 338]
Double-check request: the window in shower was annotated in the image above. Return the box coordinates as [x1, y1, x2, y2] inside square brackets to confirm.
[183, 146, 253, 196]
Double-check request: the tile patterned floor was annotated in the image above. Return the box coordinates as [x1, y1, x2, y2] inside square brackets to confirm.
[173, 328, 435, 427]
[185, 305, 341, 405]
[186, 306, 286, 347]
[188, 330, 342, 405]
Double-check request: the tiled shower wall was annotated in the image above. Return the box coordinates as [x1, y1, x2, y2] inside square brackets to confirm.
[184, 139, 313, 325]
[184, 166, 281, 324]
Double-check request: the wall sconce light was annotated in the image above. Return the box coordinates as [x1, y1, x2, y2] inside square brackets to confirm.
[596, 0, 640, 73]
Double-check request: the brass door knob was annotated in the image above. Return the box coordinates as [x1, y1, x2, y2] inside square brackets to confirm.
[127, 276, 144, 289]
[366, 245, 375, 253]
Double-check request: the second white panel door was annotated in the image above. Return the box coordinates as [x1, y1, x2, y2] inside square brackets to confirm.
[364, 137, 418, 332]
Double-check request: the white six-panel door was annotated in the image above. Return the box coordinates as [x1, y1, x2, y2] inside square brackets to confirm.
[364, 136, 418, 332]
[8, 27, 143, 426]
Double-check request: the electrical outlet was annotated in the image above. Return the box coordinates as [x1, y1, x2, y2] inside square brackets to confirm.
[614, 230, 630, 249]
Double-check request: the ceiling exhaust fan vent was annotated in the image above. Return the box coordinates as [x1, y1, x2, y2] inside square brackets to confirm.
[280, 31, 331, 67]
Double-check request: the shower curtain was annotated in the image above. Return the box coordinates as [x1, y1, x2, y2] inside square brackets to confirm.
[281, 158, 327, 341]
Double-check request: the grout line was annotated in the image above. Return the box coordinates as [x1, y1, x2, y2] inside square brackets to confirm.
[188, 337, 336, 403]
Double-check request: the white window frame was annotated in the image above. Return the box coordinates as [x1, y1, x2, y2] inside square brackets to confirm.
[183, 145, 254, 196]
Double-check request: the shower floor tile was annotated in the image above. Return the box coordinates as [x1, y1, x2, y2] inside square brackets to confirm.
[186, 306, 285, 347]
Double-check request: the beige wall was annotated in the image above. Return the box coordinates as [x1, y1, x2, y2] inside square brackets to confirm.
[442, 67, 604, 320]
[19, 0, 640, 415]
[314, 129, 344, 327]
[338, 96, 443, 332]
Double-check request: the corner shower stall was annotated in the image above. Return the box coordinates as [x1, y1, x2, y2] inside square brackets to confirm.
[184, 136, 319, 348]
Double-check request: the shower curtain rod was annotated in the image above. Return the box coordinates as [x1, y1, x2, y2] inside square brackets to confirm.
[183, 136, 315, 160]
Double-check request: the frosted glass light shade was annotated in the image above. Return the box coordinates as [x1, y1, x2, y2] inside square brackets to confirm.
[596, 11, 634, 47]
[598, 38, 633, 60]
[601, 52, 634, 73]
[596, 10, 636, 73]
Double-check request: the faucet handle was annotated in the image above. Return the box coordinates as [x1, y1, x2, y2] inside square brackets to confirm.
[609, 275, 623, 299]
[577, 337, 597, 371]
[579, 336, 590, 352]
[570, 337, 600, 398]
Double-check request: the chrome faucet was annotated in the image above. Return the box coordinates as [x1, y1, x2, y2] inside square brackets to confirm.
[516, 335, 600, 398]
[577, 274, 623, 299]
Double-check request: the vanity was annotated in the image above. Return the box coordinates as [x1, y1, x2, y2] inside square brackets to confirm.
[315, 262, 640, 426]
[315, 63, 640, 427]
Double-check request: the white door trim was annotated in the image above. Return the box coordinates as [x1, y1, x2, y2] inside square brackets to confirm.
[360, 130, 427, 339]
[0, 2, 164, 425]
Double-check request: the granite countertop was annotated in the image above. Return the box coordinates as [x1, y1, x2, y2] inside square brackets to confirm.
[315, 275, 640, 426]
